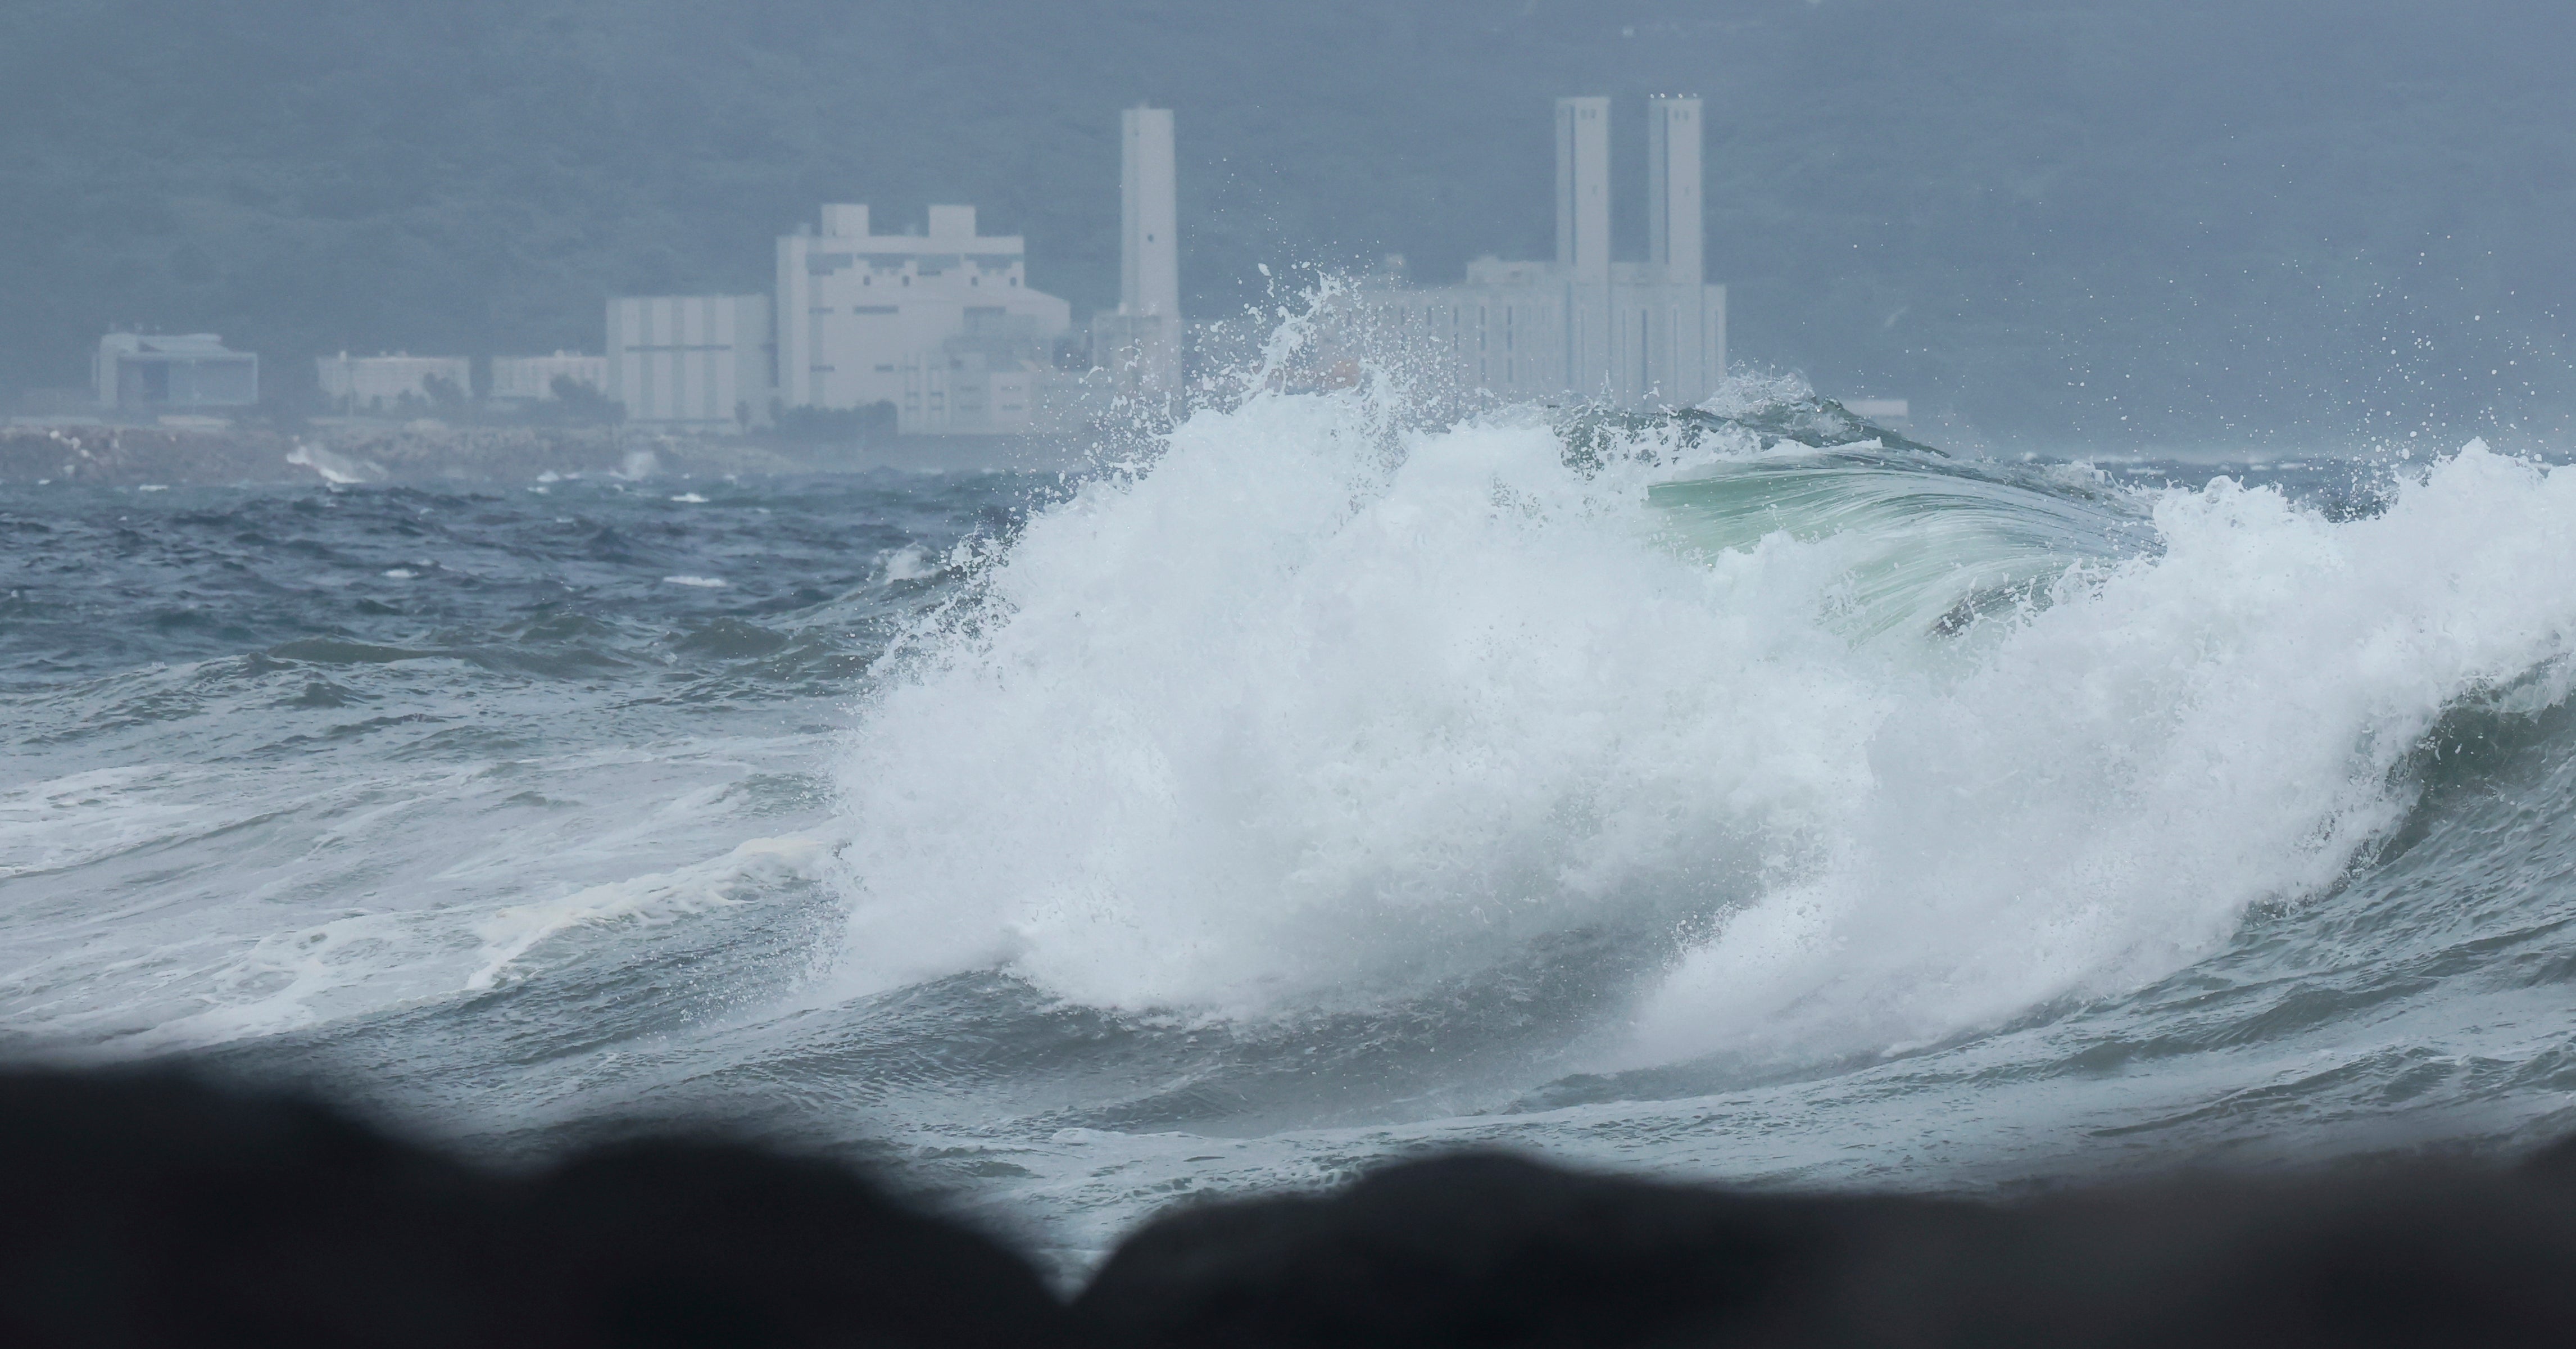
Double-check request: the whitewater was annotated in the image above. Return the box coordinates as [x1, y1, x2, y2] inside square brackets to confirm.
[4, 372, 2574, 1267]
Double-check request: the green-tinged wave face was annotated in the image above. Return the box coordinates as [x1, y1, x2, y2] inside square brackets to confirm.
[1562, 383, 2159, 644]
[1646, 447, 2157, 642]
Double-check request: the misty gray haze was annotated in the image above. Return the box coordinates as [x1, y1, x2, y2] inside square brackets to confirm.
[4, 0, 2574, 445]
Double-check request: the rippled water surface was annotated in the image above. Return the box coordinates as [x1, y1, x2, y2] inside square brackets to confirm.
[6, 405, 2575, 1269]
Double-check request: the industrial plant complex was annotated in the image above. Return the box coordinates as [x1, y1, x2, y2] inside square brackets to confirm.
[60, 98, 1727, 438]
[606, 105, 1184, 436]
[1355, 96, 1726, 410]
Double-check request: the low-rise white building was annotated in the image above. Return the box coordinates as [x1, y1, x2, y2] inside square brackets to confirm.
[96, 333, 259, 411]
[317, 353, 472, 413]
[490, 352, 608, 402]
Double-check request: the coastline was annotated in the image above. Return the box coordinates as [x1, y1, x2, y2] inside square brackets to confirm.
[0, 421, 1100, 487]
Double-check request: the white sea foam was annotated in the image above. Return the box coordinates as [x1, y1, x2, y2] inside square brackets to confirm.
[1627, 442, 2576, 1064]
[285, 442, 388, 485]
[828, 379, 2576, 1068]
[468, 835, 826, 990]
[0, 764, 260, 881]
[881, 546, 935, 583]
[831, 391, 1874, 1010]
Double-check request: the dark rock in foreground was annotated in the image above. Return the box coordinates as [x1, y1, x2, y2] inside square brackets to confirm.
[0, 1070, 1063, 1348]
[3, 1067, 2572, 1347]
[1086, 1148, 2576, 1348]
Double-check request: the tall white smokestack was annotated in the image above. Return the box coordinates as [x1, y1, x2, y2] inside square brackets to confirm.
[1649, 97, 1703, 288]
[1554, 96, 1609, 284]
[1120, 105, 1181, 399]
[1555, 96, 1611, 392]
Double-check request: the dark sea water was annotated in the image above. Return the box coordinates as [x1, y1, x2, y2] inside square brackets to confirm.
[6, 392, 2575, 1270]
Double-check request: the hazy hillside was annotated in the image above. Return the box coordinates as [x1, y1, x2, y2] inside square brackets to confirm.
[4, 0, 2572, 445]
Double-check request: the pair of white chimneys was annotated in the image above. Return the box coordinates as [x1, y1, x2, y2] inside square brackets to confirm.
[1558, 95, 1703, 289]
[1115, 97, 1711, 309]
[1116, 96, 1720, 411]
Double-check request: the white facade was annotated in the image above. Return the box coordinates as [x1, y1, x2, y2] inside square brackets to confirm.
[1091, 106, 1182, 404]
[606, 295, 771, 432]
[316, 352, 470, 413]
[1358, 95, 1725, 409]
[775, 203, 1072, 434]
[490, 352, 607, 402]
[97, 333, 259, 410]
[596, 107, 1174, 438]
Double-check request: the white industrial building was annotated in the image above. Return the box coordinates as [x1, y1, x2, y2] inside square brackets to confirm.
[775, 203, 1072, 434]
[490, 352, 608, 403]
[96, 333, 259, 411]
[605, 295, 770, 432]
[1089, 106, 1183, 406]
[1355, 96, 1725, 409]
[316, 352, 471, 413]
[607, 106, 1179, 437]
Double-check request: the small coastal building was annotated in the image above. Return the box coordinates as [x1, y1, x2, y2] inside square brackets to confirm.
[489, 352, 608, 403]
[316, 353, 471, 414]
[94, 333, 259, 413]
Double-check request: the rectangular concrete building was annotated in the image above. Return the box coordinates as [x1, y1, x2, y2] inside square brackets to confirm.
[606, 295, 771, 433]
[97, 333, 258, 411]
[775, 203, 1071, 434]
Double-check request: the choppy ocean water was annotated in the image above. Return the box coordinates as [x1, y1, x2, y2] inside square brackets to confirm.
[6, 390, 2574, 1271]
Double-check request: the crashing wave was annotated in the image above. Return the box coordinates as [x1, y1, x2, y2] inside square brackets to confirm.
[1559, 373, 1945, 476]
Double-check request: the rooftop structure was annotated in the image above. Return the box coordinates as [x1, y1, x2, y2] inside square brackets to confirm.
[95, 333, 259, 412]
